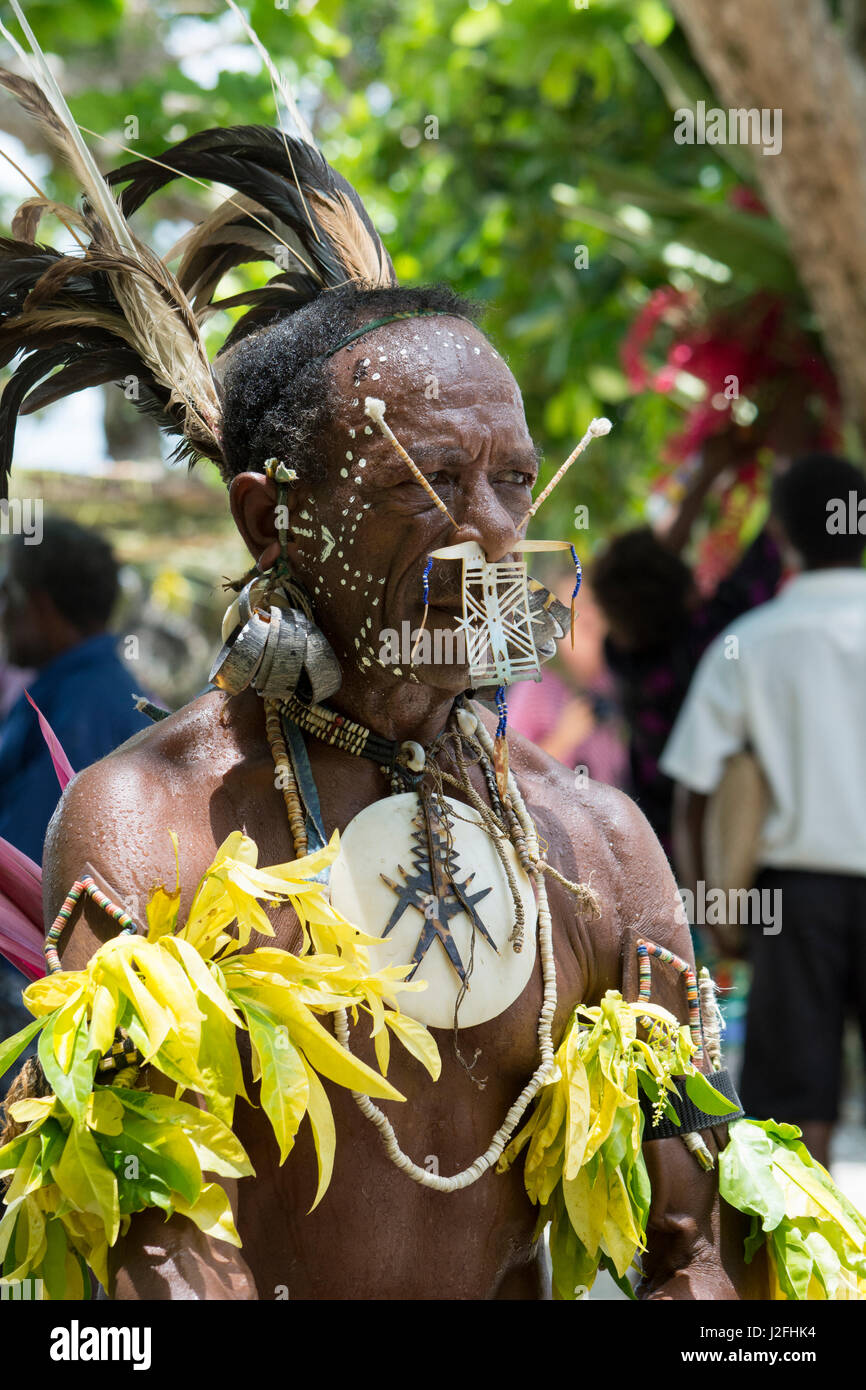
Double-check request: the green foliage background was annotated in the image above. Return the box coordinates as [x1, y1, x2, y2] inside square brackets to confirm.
[1, 0, 807, 543]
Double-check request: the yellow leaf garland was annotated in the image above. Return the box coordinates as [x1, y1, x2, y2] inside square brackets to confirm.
[500, 990, 866, 1301]
[0, 829, 440, 1297]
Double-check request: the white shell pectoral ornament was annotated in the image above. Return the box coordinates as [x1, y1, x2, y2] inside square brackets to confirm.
[329, 793, 537, 1029]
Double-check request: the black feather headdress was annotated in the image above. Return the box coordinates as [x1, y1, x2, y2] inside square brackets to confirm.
[0, 2, 395, 496]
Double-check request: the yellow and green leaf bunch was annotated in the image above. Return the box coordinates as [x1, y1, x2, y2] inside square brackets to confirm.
[0, 830, 440, 1297]
[499, 991, 738, 1300]
[718, 1117, 866, 1300]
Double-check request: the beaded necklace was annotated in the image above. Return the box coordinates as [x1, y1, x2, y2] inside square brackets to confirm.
[262, 689, 582, 1193]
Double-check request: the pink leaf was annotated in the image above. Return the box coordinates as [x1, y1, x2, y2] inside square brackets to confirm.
[0, 892, 43, 979]
[24, 690, 74, 789]
[0, 833, 41, 923]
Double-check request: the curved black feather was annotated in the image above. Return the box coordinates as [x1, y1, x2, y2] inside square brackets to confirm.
[106, 126, 395, 292]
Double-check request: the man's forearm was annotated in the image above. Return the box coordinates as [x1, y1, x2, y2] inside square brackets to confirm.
[637, 1130, 766, 1300]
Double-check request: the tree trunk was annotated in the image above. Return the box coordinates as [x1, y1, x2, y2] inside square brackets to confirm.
[670, 0, 866, 445]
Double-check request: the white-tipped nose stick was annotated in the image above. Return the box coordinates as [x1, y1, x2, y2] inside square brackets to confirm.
[522, 417, 613, 523]
[364, 397, 456, 525]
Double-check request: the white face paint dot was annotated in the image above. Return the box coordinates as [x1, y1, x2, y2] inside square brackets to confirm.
[349, 428, 356, 438]
[341, 508, 349, 516]
[371, 373, 381, 381]
[346, 451, 353, 460]
[337, 550, 343, 558]
[340, 468, 349, 478]
[341, 578, 346, 585]
[343, 563, 350, 571]
[378, 354, 387, 361]
[367, 574, 373, 582]
[355, 513, 362, 521]
[359, 458, 367, 467]
[352, 398, 359, 407]
[363, 358, 370, 366]
[394, 667, 402, 676]
[364, 425, 373, 434]
[354, 476, 362, 485]
[473, 346, 480, 354]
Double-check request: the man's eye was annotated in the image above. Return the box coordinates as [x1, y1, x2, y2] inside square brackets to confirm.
[499, 470, 533, 486]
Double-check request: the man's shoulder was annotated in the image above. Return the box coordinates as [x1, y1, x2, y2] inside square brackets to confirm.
[66, 688, 229, 785]
[42, 689, 245, 955]
[504, 719, 684, 991]
[44, 692, 230, 868]
[504, 717, 652, 867]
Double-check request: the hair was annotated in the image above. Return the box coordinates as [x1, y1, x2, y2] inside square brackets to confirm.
[592, 527, 694, 650]
[218, 283, 481, 484]
[10, 516, 120, 630]
[771, 452, 866, 568]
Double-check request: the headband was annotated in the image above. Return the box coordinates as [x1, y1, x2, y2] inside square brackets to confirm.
[323, 309, 474, 359]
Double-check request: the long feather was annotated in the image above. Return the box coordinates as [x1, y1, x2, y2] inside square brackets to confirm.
[1, 4, 134, 253]
[224, 0, 316, 145]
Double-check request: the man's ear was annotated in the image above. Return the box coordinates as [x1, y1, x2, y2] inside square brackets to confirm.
[229, 472, 295, 571]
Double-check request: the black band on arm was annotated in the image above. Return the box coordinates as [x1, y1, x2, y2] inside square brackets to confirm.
[640, 1068, 744, 1141]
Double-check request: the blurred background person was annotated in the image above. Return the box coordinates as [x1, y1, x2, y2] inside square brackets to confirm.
[0, 516, 149, 863]
[0, 517, 149, 1058]
[660, 454, 866, 1167]
[508, 576, 627, 787]
[592, 437, 781, 861]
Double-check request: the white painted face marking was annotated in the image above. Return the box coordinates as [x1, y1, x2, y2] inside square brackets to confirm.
[339, 468, 349, 478]
[346, 451, 353, 460]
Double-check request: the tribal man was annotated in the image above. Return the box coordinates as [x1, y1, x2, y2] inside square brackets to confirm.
[1, 20, 856, 1304]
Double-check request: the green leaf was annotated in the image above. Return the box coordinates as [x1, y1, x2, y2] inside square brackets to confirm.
[0, 1014, 48, 1082]
[38, 1013, 97, 1124]
[53, 1124, 120, 1246]
[95, 1109, 203, 1208]
[718, 1120, 786, 1233]
[37, 1117, 68, 1177]
[243, 1001, 309, 1164]
[299, 1055, 335, 1211]
[683, 1070, 740, 1117]
[41, 1217, 70, 1302]
[113, 1088, 253, 1180]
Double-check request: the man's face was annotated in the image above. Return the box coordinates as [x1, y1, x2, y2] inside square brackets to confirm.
[289, 316, 539, 693]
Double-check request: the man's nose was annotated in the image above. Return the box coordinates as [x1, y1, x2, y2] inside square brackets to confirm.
[448, 476, 522, 563]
